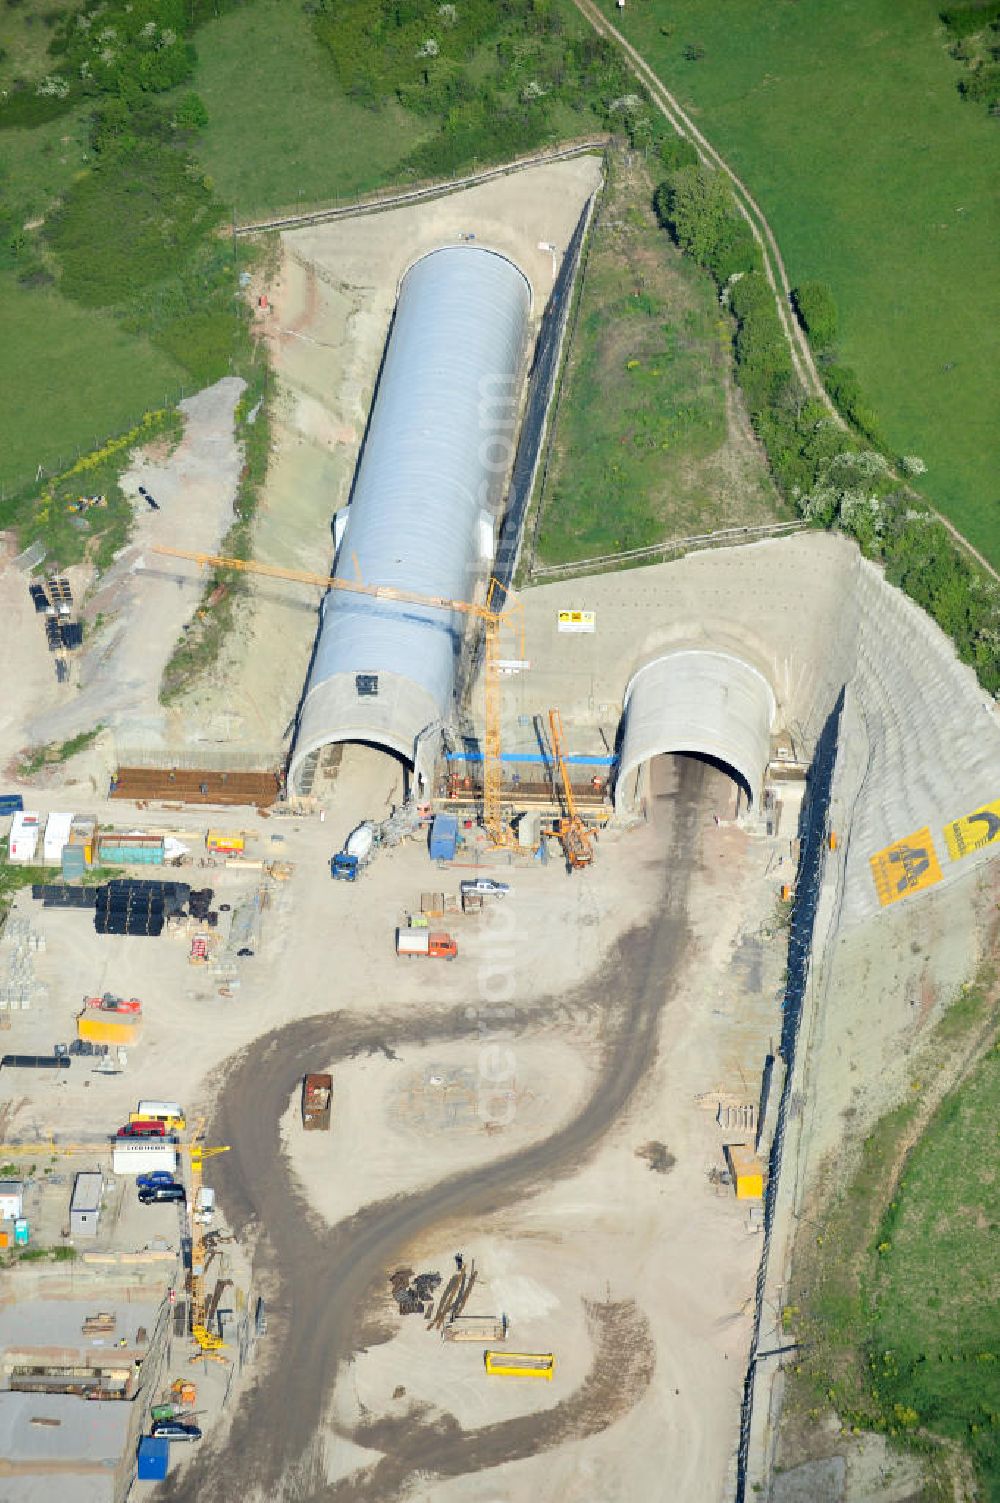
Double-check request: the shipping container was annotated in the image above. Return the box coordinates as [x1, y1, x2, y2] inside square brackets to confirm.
[428, 814, 458, 862]
[137, 1436, 170, 1481]
[96, 833, 165, 866]
[78, 1015, 141, 1045]
[112, 1142, 178, 1176]
[70, 1171, 103, 1238]
[61, 845, 86, 879]
[726, 1144, 764, 1200]
[302, 1074, 333, 1130]
[0, 795, 24, 816]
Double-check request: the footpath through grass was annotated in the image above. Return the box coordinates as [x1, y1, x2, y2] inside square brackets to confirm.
[782, 961, 1000, 1498]
[619, 0, 1000, 566]
[534, 153, 782, 565]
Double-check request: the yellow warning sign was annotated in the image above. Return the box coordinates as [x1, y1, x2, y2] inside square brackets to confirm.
[870, 828, 943, 907]
[943, 798, 1000, 862]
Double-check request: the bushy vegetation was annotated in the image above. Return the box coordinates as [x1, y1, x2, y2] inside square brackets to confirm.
[652, 157, 1000, 695]
[311, 0, 668, 178]
[535, 152, 781, 567]
[940, 2, 1000, 111]
[0, 0, 263, 560]
[0, 406, 181, 568]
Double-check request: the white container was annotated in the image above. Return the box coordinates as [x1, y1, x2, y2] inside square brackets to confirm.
[0, 1181, 24, 1220]
[43, 811, 74, 863]
[112, 1143, 178, 1177]
[8, 812, 39, 864]
[395, 928, 429, 956]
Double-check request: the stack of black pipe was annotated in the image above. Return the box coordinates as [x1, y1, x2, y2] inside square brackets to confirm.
[94, 880, 192, 937]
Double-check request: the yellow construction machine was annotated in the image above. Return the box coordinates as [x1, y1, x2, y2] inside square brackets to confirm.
[548, 708, 595, 871]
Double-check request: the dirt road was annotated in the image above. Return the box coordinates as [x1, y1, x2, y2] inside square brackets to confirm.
[164, 756, 706, 1502]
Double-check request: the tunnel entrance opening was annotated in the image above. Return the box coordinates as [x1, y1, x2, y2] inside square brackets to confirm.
[658, 752, 752, 816]
[310, 739, 412, 814]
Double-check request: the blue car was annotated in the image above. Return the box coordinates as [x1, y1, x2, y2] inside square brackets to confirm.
[137, 1171, 176, 1191]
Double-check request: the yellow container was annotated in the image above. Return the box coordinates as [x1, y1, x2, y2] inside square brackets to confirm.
[0, 1230, 9, 1249]
[206, 829, 245, 855]
[484, 1351, 554, 1379]
[828, 831, 838, 851]
[77, 1015, 141, 1045]
[726, 1145, 764, 1200]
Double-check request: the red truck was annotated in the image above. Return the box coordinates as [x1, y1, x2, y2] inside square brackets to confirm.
[395, 929, 457, 960]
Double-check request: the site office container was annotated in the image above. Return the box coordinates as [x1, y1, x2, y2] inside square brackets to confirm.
[135, 1101, 185, 1131]
[429, 814, 458, 862]
[43, 811, 74, 863]
[206, 830, 245, 855]
[8, 811, 40, 863]
[112, 1141, 178, 1177]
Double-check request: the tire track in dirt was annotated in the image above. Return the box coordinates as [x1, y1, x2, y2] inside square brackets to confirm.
[162, 757, 707, 1502]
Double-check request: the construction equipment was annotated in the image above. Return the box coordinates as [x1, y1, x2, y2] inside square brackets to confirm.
[153, 548, 524, 849]
[185, 1119, 231, 1355]
[484, 1350, 555, 1379]
[548, 709, 595, 871]
[1, 1129, 230, 1356]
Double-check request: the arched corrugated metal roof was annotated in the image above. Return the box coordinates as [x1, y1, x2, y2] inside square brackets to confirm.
[289, 247, 531, 792]
[614, 651, 775, 813]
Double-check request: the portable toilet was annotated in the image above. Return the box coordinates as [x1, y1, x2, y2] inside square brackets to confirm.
[13, 1218, 29, 1247]
[137, 1435, 170, 1480]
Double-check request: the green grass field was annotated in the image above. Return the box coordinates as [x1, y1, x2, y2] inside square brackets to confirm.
[871, 1044, 1000, 1490]
[619, 0, 999, 564]
[193, 0, 429, 219]
[0, 272, 184, 495]
[783, 966, 1000, 1496]
[535, 155, 781, 565]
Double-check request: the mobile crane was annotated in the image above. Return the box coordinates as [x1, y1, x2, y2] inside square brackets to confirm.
[548, 708, 595, 871]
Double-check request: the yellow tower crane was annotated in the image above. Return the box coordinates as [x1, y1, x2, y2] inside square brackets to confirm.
[548, 708, 595, 871]
[152, 546, 524, 848]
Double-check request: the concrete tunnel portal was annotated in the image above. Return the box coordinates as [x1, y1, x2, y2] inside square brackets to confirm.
[614, 651, 776, 818]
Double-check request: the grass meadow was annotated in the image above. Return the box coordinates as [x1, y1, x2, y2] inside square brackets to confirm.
[0, 272, 183, 496]
[193, 0, 429, 220]
[619, 0, 999, 564]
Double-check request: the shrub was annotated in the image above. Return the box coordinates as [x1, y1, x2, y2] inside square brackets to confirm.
[792, 280, 838, 349]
